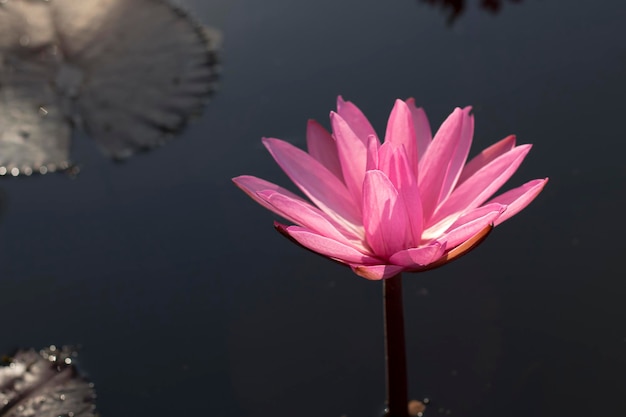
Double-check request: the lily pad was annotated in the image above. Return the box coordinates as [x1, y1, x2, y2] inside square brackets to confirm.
[0, 345, 97, 417]
[0, 0, 220, 175]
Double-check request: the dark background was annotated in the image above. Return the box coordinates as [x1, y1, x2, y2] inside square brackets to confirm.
[1, 0, 625, 416]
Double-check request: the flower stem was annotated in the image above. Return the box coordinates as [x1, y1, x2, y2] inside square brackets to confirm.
[383, 273, 409, 417]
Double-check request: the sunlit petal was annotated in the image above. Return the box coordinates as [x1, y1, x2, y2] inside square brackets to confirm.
[384, 99, 417, 177]
[331, 111, 370, 203]
[336, 96, 378, 141]
[418, 108, 464, 219]
[257, 190, 366, 247]
[438, 107, 474, 202]
[432, 144, 532, 224]
[263, 137, 362, 230]
[233, 175, 308, 212]
[306, 119, 343, 180]
[458, 135, 516, 185]
[487, 178, 549, 226]
[389, 242, 446, 268]
[276, 223, 381, 265]
[362, 170, 411, 258]
[438, 204, 505, 248]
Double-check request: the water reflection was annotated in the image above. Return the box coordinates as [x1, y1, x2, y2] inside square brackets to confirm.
[0, 0, 220, 176]
[419, 0, 523, 24]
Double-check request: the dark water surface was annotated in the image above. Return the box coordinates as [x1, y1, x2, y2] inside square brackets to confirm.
[1, 0, 625, 416]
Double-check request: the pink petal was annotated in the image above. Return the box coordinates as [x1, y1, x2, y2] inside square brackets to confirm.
[384, 99, 417, 177]
[263, 138, 362, 230]
[418, 224, 493, 272]
[306, 119, 343, 180]
[366, 135, 380, 171]
[362, 170, 411, 258]
[276, 223, 381, 265]
[417, 108, 465, 219]
[438, 107, 474, 203]
[331, 112, 371, 203]
[232, 175, 308, 212]
[458, 135, 516, 185]
[377, 143, 423, 245]
[350, 264, 405, 280]
[389, 242, 446, 268]
[257, 190, 366, 247]
[336, 96, 378, 142]
[487, 178, 548, 226]
[432, 144, 532, 224]
[406, 98, 432, 161]
[437, 203, 505, 248]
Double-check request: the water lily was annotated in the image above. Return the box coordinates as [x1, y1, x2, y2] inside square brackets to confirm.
[233, 97, 547, 280]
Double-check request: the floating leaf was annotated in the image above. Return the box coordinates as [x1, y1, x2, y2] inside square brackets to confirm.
[0, 345, 98, 417]
[0, 0, 220, 175]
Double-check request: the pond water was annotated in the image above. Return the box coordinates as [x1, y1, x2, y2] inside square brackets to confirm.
[0, 0, 625, 416]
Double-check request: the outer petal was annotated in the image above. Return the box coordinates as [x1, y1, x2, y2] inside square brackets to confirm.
[384, 100, 417, 177]
[486, 178, 548, 225]
[389, 242, 446, 268]
[417, 108, 464, 219]
[458, 135, 516, 185]
[232, 175, 308, 212]
[306, 119, 343, 180]
[362, 170, 411, 258]
[437, 203, 505, 248]
[432, 144, 532, 224]
[406, 98, 432, 161]
[263, 138, 362, 231]
[276, 223, 381, 265]
[257, 190, 366, 248]
[331, 111, 370, 203]
[350, 264, 405, 280]
[336, 96, 378, 141]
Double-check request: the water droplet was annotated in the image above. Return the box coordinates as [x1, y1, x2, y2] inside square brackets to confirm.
[19, 35, 30, 46]
[39, 106, 49, 117]
[10, 168, 19, 176]
[0, 167, 7, 176]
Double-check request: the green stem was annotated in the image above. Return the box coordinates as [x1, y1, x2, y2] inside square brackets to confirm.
[383, 273, 409, 417]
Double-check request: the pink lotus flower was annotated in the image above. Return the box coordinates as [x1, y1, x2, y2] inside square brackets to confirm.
[233, 97, 547, 280]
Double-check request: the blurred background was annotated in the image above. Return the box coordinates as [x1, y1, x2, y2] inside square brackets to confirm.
[0, 0, 625, 416]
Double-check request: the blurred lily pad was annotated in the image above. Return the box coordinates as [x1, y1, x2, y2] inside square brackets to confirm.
[0, 345, 98, 417]
[0, 0, 220, 176]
